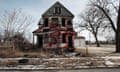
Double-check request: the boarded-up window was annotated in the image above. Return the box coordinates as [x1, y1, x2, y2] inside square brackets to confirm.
[44, 18, 48, 27]
[62, 34, 66, 43]
[62, 18, 65, 26]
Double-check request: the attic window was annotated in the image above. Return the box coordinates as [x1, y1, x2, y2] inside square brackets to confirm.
[54, 7, 61, 14]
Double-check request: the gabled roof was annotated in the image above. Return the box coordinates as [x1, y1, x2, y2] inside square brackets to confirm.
[42, 1, 74, 18]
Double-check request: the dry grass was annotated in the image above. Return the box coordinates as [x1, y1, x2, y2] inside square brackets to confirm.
[0, 50, 25, 58]
[0, 48, 54, 58]
[1, 60, 17, 66]
[110, 59, 120, 63]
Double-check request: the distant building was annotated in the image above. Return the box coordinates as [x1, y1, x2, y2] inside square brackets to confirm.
[33, 1, 85, 49]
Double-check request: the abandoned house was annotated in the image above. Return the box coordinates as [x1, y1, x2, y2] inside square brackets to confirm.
[33, 1, 85, 49]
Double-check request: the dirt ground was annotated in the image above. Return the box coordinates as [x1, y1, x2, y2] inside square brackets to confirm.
[75, 44, 116, 56]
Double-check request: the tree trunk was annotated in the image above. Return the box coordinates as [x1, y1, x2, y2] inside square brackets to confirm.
[116, 2, 120, 52]
[94, 34, 100, 47]
[116, 32, 120, 52]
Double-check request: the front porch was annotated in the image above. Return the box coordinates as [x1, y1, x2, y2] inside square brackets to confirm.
[33, 31, 76, 49]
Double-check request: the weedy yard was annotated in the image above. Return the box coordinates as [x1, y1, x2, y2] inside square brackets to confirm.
[0, 44, 120, 69]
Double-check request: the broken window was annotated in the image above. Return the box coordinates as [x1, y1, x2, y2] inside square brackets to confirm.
[62, 18, 65, 27]
[44, 18, 48, 27]
[67, 20, 73, 31]
[67, 20, 72, 25]
[62, 34, 66, 43]
[68, 36, 73, 47]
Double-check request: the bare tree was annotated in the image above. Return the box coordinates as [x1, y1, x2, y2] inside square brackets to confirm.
[0, 9, 33, 40]
[79, 8, 106, 47]
[0, 9, 33, 51]
[89, 0, 120, 52]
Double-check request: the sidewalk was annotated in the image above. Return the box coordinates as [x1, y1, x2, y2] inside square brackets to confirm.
[0, 56, 120, 69]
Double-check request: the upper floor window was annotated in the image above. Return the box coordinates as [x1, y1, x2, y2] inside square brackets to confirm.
[54, 7, 61, 14]
[62, 18, 65, 27]
[44, 18, 48, 27]
[68, 20, 72, 25]
[52, 18, 58, 24]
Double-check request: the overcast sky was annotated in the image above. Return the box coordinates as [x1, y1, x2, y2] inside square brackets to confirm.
[0, 0, 107, 41]
[0, 0, 88, 25]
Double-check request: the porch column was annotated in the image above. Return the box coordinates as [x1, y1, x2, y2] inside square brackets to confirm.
[40, 18, 44, 24]
[58, 17, 62, 24]
[65, 19, 68, 25]
[49, 17, 52, 24]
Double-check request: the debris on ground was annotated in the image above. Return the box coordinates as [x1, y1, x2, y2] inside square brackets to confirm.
[0, 55, 120, 69]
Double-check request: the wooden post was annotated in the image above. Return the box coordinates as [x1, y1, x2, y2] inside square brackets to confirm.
[33, 34, 34, 48]
[86, 45, 88, 56]
[12, 40, 15, 52]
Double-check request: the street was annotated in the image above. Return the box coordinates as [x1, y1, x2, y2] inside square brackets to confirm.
[0, 67, 120, 72]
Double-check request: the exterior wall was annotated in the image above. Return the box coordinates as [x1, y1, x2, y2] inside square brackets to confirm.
[38, 31, 75, 49]
[35, 21, 77, 49]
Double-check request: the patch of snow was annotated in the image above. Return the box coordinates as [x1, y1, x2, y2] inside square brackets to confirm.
[104, 59, 115, 66]
[101, 56, 120, 59]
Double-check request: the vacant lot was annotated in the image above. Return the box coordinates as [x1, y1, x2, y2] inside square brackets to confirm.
[75, 45, 116, 56]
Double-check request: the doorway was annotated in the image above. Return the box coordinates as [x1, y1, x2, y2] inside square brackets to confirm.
[37, 36, 43, 48]
[68, 36, 73, 48]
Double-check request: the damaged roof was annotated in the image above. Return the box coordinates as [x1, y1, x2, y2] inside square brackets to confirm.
[42, 1, 74, 17]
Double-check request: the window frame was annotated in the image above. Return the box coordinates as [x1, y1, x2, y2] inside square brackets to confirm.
[62, 33, 66, 43]
[54, 7, 61, 14]
[44, 18, 48, 27]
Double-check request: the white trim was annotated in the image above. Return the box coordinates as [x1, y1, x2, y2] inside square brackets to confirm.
[58, 17, 61, 24]
[48, 17, 52, 23]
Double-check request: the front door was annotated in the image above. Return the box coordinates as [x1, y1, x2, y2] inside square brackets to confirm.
[37, 36, 43, 48]
[68, 36, 73, 48]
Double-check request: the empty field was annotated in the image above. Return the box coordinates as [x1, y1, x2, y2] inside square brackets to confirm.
[75, 45, 116, 56]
